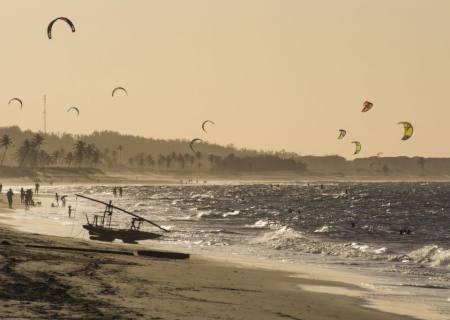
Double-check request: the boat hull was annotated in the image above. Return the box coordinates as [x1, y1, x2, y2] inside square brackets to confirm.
[83, 224, 162, 244]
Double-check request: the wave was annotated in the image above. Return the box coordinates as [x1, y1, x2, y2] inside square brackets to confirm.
[397, 245, 450, 268]
[223, 210, 240, 218]
[245, 219, 270, 228]
[314, 225, 331, 233]
[252, 227, 391, 257]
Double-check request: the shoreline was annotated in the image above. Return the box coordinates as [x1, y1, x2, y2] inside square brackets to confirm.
[0, 190, 447, 319]
[0, 217, 418, 320]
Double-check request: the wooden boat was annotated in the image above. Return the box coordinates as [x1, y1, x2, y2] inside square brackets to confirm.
[76, 194, 169, 244]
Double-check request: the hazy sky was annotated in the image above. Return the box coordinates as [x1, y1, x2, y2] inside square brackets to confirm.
[1, 0, 450, 158]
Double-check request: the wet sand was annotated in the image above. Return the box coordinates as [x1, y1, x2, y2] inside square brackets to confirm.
[0, 194, 417, 319]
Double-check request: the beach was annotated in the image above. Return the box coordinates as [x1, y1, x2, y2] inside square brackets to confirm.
[0, 187, 447, 320]
[0, 219, 415, 320]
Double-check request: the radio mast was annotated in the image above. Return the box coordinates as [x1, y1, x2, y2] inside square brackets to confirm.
[43, 95, 47, 134]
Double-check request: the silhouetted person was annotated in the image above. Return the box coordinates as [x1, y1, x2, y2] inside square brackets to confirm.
[400, 228, 412, 235]
[25, 189, 33, 209]
[113, 187, 117, 197]
[61, 195, 67, 207]
[68, 205, 73, 218]
[351, 222, 356, 228]
[0, 183, 3, 194]
[6, 189, 13, 208]
[20, 188, 25, 203]
[288, 208, 293, 213]
[55, 193, 60, 206]
[119, 187, 123, 197]
[35, 182, 40, 194]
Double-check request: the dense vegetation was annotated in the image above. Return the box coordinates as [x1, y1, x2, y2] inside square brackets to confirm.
[0, 127, 307, 173]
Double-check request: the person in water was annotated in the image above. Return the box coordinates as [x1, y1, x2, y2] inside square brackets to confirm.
[400, 228, 412, 235]
[35, 182, 40, 194]
[55, 193, 59, 206]
[6, 188, 13, 209]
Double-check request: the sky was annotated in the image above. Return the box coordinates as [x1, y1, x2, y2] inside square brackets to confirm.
[1, 0, 450, 158]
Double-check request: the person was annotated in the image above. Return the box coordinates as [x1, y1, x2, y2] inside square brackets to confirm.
[113, 187, 117, 197]
[55, 193, 60, 206]
[6, 189, 14, 208]
[400, 228, 412, 235]
[119, 187, 123, 197]
[61, 195, 67, 207]
[35, 182, 40, 194]
[68, 205, 73, 218]
[25, 189, 33, 209]
[20, 188, 25, 203]
[0, 183, 3, 194]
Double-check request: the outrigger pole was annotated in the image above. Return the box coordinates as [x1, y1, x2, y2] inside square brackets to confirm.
[75, 194, 169, 232]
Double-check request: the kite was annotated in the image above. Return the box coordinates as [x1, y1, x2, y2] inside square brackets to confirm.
[47, 17, 76, 39]
[112, 87, 128, 97]
[189, 138, 202, 153]
[67, 107, 80, 116]
[361, 101, 373, 112]
[337, 129, 346, 140]
[398, 122, 413, 140]
[8, 98, 23, 108]
[202, 120, 215, 133]
[352, 141, 361, 155]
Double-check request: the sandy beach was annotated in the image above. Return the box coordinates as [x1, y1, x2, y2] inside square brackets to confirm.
[0, 193, 423, 320]
[0, 222, 415, 320]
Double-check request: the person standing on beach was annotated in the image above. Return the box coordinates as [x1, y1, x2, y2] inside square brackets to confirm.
[119, 187, 123, 197]
[113, 187, 117, 197]
[25, 189, 33, 209]
[20, 188, 25, 203]
[0, 183, 3, 194]
[61, 195, 67, 207]
[35, 182, 40, 194]
[6, 189, 13, 209]
[55, 193, 60, 206]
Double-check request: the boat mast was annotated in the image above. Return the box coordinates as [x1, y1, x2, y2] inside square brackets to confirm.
[76, 194, 169, 232]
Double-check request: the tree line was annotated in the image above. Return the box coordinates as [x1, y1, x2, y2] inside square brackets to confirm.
[0, 133, 306, 172]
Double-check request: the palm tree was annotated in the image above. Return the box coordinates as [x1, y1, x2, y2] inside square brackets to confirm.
[32, 133, 45, 150]
[73, 140, 87, 166]
[30, 133, 45, 167]
[0, 135, 13, 166]
[17, 139, 32, 167]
